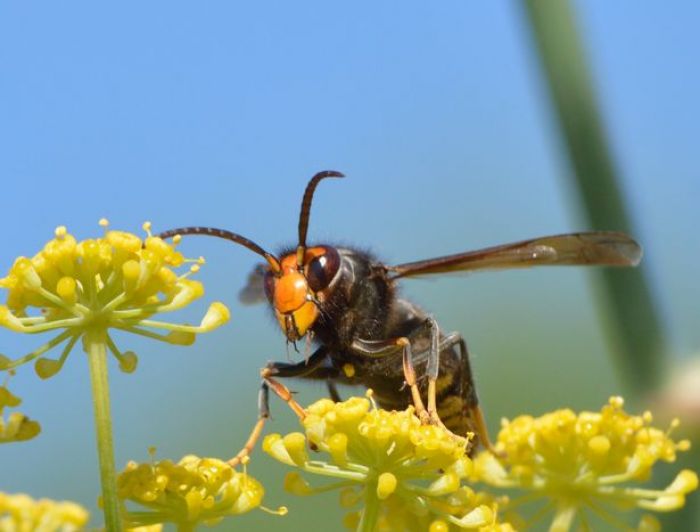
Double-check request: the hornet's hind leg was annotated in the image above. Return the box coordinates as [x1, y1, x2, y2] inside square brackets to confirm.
[350, 334, 431, 424]
[371, 316, 448, 430]
[350, 318, 496, 453]
[437, 332, 497, 454]
[399, 318, 497, 454]
[350, 318, 450, 430]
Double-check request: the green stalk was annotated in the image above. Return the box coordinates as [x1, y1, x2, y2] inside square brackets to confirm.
[86, 329, 123, 531]
[357, 485, 380, 532]
[550, 503, 576, 532]
[522, 0, 666, 398]
[521, 3, 695, 528]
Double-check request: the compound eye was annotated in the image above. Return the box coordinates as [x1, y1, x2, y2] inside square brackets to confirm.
[306, 247, 340, 292]
[263, 271, 276, 302]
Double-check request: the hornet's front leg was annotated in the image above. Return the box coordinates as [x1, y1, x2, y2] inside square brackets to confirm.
[228, 346, 338, 467]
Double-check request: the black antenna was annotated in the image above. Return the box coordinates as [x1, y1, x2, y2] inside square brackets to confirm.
[158, 226, 281, 273]
[297, 170, 345, 266]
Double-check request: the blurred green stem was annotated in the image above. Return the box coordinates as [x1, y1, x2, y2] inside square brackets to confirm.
[87, 329, 123, 531]
[522, 0, 665, 398]
[357, 486, 380, 532]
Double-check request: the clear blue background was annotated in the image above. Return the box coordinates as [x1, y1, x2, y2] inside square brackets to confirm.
[1, 1, 698, 529]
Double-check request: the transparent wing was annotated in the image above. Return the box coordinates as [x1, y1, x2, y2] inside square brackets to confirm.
[238, 263, 269, 305]
[388, 232, 641, 279]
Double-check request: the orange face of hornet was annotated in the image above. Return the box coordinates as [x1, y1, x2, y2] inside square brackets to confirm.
[263, 246, 340, 341]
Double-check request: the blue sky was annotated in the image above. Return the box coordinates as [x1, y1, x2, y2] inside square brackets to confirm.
[2, 0, 697, 348]
[0, 1, 698, 527]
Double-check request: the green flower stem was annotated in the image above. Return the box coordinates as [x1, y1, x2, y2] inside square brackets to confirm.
[304, 463, 367, 481]
[86, 329, 123, 531]
[2, 330, 73, 369]
[551, 502, 576, 532]
[522, 0, 666, 398]
[357, 483, 380, 532]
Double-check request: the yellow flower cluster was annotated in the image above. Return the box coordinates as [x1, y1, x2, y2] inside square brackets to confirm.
[264, 395, 513, 531]
[117, 455, 264, 529]
[0, 222, 229, 378]
[0, 385, 40, 444]
[474, 397, 698, 531]
[0, 492, 88, 531]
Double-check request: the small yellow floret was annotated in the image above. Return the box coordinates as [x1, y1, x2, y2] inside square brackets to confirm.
[0, 305, 26, 332]
[106, 230, 142, 253]
[199, 302, 230, 331]
[14, 257, 42, 289]
[284, 472, 314, 496]
[587, 434, 611, 455]
[56, 276, 77, 304]
[0, 386, 41, 443]
[164, 330, 196, 346]
[429, 519, 449, 532]
[327, 432, 349, 466]
[118, 352, 138, 374]
[376, 472, 397, 500]
[342, 363, 355, 378]
[282, 432, 308, 466]
[35, 358, 63, 380]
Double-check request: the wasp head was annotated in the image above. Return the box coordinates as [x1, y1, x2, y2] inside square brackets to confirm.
[156, 170, 345, 343]
[264, 246, 340, 341]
